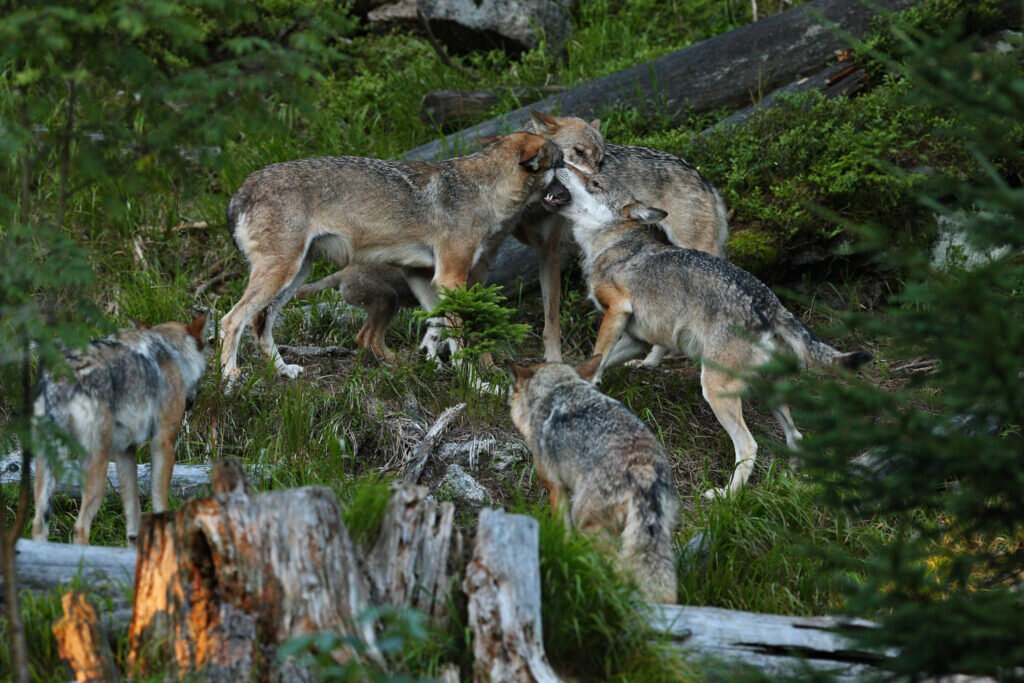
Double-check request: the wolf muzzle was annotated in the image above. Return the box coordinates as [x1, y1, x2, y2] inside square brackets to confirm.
[542, 177, 571, 212]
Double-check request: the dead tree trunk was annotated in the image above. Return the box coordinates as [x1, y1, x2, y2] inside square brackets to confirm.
[421, 87, 567, 130]
[402, 0, 914, 162]
[2, 539, 136, 605]
[463, 508, 559, 683]
[649, 604, 896, 680]
[364, 484, 463, 626]
[52, 591, 120, 683]
[127, 487, 375, 681]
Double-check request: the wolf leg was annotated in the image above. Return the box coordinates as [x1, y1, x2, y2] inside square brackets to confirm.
[404, 270, 446, 362]
[701, 366, 758, 499]
[771, 404, 804, 470]
[604, 333, 651, 369]
[294, 270, 345, 299]
[590, 305, 633, 385]
[32, 451, 57, 542]
[115, 447, 141, 544]
[626, 344, 668, 368]
[149, 425, 180, 514]
[536, 218, 563, 362]
[252, 254, 313, 378]
[220, 240, 323, 381]
[72, 427, 112, 546]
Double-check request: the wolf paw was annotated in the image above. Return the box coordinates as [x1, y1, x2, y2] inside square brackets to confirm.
[703, 487, 729, 500]
[624, 359, 646, 368]
[419, 323, 445, 361]
[279, 363, 305, 379]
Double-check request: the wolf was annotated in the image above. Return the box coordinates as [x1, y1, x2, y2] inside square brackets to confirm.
[542, 167, 871, 498]
[219, 133, 562, 381]
[527, 110, 729, 366]
[507, 356, 680, 603]
[294, 263, 421, 363]
[31, 313, 209, 545]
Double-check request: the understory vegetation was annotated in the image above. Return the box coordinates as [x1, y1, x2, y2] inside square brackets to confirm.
[2, 0, 1022, 680]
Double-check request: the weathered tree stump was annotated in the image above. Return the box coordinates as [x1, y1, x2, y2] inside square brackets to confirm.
[126, 486, 375, 681]
[52, 590, 120, 683]
[463, 508, 559, 683]
[365, 485, 463, 626]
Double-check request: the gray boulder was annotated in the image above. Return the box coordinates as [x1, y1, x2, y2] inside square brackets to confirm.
[438, 463, 492, 508]
[368, 0, 572, 56]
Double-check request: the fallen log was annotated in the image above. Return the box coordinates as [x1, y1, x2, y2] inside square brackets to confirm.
[364, 484, 463, 626]
[401, 403, 467, 483]
[53, 591, 120, 683]
[0, 454, 252, 502]
[127, 486, 376, 680]
[402, 0, 915, 162]
[2, 539, 136, 604]
[421, 87, 567, 130]
[650, 604, 895, 680]
[702, 59, 868, 135]
[463, 508, 559, 682]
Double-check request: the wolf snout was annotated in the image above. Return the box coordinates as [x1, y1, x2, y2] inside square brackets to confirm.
[542, 176, 571, 211]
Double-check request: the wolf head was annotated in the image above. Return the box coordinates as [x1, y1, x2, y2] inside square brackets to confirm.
[505, 356, 602, 438]
[528, 110, 604, 174]
[478, 132, 564, 204]
[133, 312, 210, 400]
[541, 166, 667, 234]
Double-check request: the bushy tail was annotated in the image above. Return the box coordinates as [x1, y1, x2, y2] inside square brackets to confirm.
[620, 481, 679, 604]
[711, 188, 730, 260]
[776, 311, 872, 370]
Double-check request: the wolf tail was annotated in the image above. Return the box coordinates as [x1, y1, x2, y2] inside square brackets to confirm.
[620, 479, 679, 604]
[775, 311, 872, 370]
[225, 192, 245, 254]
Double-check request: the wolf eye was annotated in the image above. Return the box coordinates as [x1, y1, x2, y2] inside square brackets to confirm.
[573, 146, 584, 156]
[590, 180, 601, 190]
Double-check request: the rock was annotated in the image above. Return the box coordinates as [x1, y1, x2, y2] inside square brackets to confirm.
[680, 531, 711, 574]
[438, 463, 491, 508]
[930, 211, 1011, 271]
[368, 0, 572, 56]
[436, 435, 526, 471]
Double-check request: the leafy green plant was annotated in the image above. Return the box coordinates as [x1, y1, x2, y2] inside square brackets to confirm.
[415, 284, 530, 362]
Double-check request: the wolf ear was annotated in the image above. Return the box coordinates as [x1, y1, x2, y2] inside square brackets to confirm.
[623, 201, 668, 225]
[504, 360, 536, 386]
[529, 109, 559, 136]
[589, 119, 601, 133]
[519, 136, 549, 172]
[574, 355, 602, 382]
[130, 318, 152, 330]
[477, 135, 502, 147]
[187, 313, 208, 344]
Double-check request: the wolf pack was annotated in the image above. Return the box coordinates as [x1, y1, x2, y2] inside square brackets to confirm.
[31, 110, 870, 604]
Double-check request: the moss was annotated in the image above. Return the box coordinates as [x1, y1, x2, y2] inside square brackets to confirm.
[726, 226, 783, 272]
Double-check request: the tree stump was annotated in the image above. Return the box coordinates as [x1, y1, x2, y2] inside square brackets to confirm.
[52, 590, 120, 682]
[365, 485, 463, 626]
[126, 487, 375, 681]
[463, 508, 559, 683]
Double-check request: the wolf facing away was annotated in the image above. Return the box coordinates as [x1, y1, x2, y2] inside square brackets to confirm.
[219, 133, 562, 381]
[542, 167, 871, 498]
[507, 357, 680, 604]
[527, 110, 729, 366]
[32, 314, 209, 545]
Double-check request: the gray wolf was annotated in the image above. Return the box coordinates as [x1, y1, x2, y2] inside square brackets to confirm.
[542, 167, 871, 498]
[32, 313, 209, 545]
[219, 133, 562, 381]
[507, 356, 680, 603]
[527, 110, 729, 366]
[294, 263, 420, 363]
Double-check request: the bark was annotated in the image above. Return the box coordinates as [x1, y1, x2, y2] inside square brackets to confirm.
[463, 508, 559, 683]
[364, 485, 463, 626]
[126, 486, 375, 681]
[401, 403, 467, 483]
[401, 0, 915, 162]
[649, 604, 896, 680]
[52, 591, 120, 683]
[421, 87, 567, 130]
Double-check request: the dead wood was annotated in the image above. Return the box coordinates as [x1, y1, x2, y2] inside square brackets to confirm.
[463, 508, 559, 682]
[365, 484, 464, 626]
[278, 344, 356, 358]
[127, 486, 375, 681]
[401, 403, 467, 483]
[52, 591, 120, 683]
[421, 87, 567, 130]
[2, 539, 136, 606]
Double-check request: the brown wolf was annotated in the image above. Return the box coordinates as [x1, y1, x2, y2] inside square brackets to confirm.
[32, 314, 209, 545]
[219, 133, 562, 380]
[528, 110, 729, 366]
[543, 167, 871, 498]
[507, 356, 680, 603]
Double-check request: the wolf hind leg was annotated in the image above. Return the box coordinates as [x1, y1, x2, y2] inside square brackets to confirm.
[72, 423, 112, 545]
[32, 451, 57, 542]
[114, 447, 141, 545]
[604, 333, 651, 369]
[251, 253, 313, 378]
[626, 344, 668, 369]
[771, 404, 804, 470]
[701, 365, 757, 499]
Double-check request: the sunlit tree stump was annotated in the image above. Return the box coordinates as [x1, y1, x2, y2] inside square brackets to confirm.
[52, 590, 120, 682]
[126, 487, 375, 681]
